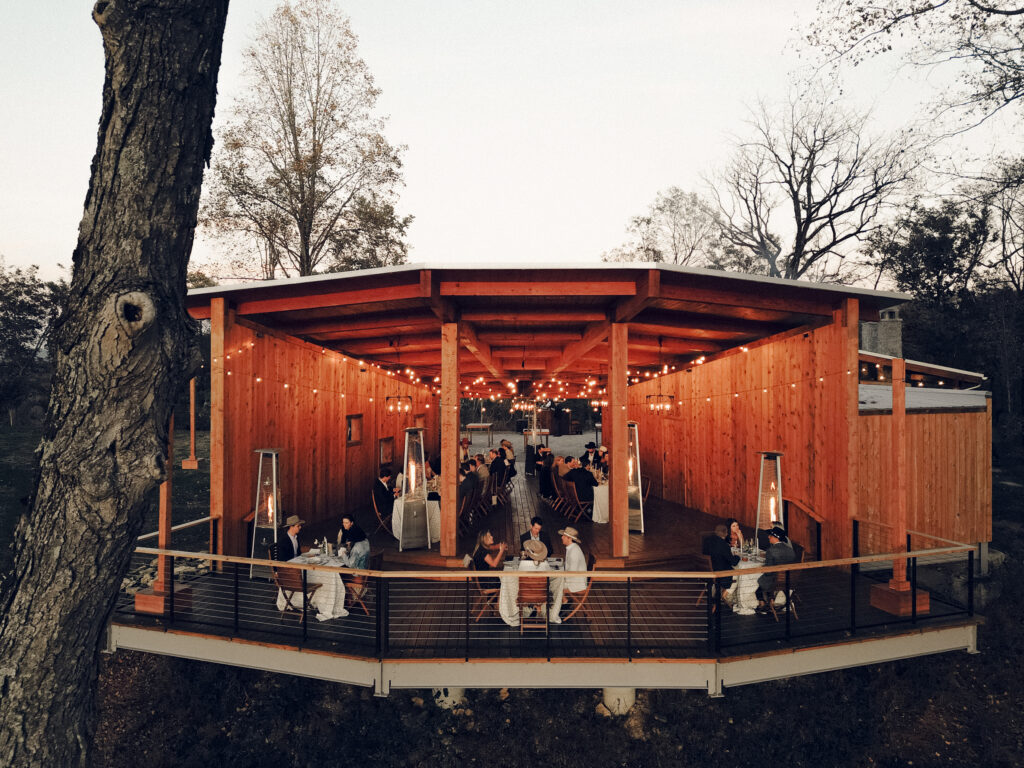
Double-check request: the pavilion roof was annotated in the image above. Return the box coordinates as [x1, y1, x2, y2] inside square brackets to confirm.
[186, 263, 906, 396]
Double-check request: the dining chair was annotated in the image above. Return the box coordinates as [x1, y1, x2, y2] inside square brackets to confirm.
[517, 574, 549, 634]
[768, 545, 803, 622]
[345, 552, 382, 617]
[562, 552, 596, 622]
[467, 561, 500, 622]
[564, 482, 592, 523]
[371, 490, 392, 536]
[693, 553, 718, 612]
[270, 560, 322, 622]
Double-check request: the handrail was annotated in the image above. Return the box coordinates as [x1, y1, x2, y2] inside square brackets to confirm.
[782, 496, 823, 524]
[137, 516, 212, 542]
[133, 541, 975, 581]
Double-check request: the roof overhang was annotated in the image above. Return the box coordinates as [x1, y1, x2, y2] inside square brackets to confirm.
[187, 263, 907, 396]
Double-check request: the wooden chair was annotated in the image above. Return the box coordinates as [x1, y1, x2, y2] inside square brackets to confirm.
[345, 552, 382, 616]
[550, 470, 569, 514]
[641, 475, 652, 503]
[562, 553, 596, 622]
[768, 544, 803, 622]
[564, 481, 592, 523]
[693, 552, 718, 611]
[467, 560, 500, 621]
[517, 573, 549, 634]
[371, 489, 392, 536]
[270, 559, 322, 621]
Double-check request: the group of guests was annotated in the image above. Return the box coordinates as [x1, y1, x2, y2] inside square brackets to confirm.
[470, 516, 588, 624]
[703, 520, 797, 614]
[535, 441, 609, 504]
[274, 512, 371, 570]
[457, 438, 517, 504]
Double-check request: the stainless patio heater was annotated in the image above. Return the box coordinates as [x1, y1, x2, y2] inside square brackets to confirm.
[249, 448, 281, 578]
[398, 427, 430, 551]
[626, 421, 645, 533]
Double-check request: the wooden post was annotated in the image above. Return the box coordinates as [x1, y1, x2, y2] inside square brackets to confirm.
[842, 298, 859, 558]
[440, 322, 460, 557]
[870, 356, 928, 615]
[209, 297, 228, 555]
[889, 357, 909, 589]
[608, 323, 629, 558]
[181, 377, 199, 469]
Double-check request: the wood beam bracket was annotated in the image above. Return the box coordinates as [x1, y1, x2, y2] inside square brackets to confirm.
[421, 270, 459, 324]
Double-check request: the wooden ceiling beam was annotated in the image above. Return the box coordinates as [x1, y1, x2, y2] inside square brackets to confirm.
[460, 322, 508, 380]
[461, 310, 607, 324]
[478, 332, 583, 345]
[659, 281, 834, 317]
[628, 334, 723, 354]
[281, 312, 437, 338]
[440, 280, 636, 297]
[491, 346, 563, 358]
[421, 270, 459, 323]
[232, 283, 424, 316]
[551, 320, 611, 375]
[338, 333, 442, 355]
[613, 268, 660, 323]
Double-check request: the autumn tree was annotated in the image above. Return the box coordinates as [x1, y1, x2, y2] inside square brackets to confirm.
[808, 0, 1024, 128]
[201, 0, 405, 279]
[709, 91, 917, 281]
[0, 1, 228, 765]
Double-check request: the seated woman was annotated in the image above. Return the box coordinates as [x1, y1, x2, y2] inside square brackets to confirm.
[471, 529, 507, 590]
[337, 513, 370, 569]
[537, 452, 555, 499]
[725, 518, 745, 550]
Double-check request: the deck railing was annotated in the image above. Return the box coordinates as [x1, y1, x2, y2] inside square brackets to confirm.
[114, 538, 977, 662]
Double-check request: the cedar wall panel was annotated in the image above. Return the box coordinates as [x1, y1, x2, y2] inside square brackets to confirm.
[856, 408, 991, 546]
[628, 320, 857, 559]
[215, 318, 438, 555]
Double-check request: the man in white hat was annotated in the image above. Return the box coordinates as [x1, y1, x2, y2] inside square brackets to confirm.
[277, 515, 305, 561]
[549, 527, 588, 624]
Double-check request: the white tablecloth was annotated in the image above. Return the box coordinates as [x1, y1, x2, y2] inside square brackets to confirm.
[277, 554, 350, 620]
[392, 497, 441, 546]
[498, 559, 564, 627]
[592, 484, 609, 524]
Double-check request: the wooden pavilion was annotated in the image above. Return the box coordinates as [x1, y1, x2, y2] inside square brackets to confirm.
[183, 264, 991, 575]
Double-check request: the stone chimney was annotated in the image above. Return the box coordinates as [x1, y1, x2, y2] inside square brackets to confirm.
[860, 307, 903, 357]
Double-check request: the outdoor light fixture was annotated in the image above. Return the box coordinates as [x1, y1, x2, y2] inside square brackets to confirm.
[755, 451, 784, 535]
[398, 427, 430, 551]
[645, 393, 674, 412]
[386, 395, 413, 413]
[249, 448, 281, 578]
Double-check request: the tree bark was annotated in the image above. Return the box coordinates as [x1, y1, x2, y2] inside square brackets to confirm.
[0, 2, 229, 766]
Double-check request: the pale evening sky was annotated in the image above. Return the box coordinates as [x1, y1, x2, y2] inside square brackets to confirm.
[0, 1, 1002, 284]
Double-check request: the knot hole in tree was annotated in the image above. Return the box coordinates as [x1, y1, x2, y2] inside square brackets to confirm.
[114, 292, 156, 337]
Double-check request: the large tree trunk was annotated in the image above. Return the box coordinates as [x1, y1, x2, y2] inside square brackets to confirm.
[0, 2, 229, 765]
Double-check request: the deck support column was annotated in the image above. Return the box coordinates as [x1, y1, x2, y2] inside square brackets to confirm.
[602, 687, 635, 715]
[440, 322, 460, 557]
[209, 297, 230, 555]
[608, 323, 629, 558]
[870, 357, 929, 615]
[432, 687, 466, 709]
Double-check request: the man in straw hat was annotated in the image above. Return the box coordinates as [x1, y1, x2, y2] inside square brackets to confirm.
[277, 514, 306, 561]
[549, 526, 588, 624]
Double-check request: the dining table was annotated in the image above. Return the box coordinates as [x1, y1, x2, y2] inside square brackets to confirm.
[276, 552, 350, 620]
[498, 557, 565, 627]
[591, 483, 609, 524]
[727, 551, 766, 615]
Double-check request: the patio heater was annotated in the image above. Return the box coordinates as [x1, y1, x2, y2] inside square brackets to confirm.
[398, 427, 430, 551]
[627, 421, 645, 533]
[249, 448, 281, 579]
[754, 451, 785, 544]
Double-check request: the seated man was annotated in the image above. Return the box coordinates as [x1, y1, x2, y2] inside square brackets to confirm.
[549, 526, 588, 624]
[459, 460, 479, 502]
[276, 514, 305, 561]
[756, 526, 797, 614]
[705, 524, 740, 594]
[519, 515, 555, 556]
[564, 456, 599, 502]
[579, 442, 599, 468]
[474, 453, 490, 483]
[373, 467, 397, 520]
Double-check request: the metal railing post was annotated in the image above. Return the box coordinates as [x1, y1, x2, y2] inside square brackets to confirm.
[376, 575, 384, 660]
[714, 580, 722, 655]
[383, 578, 391, 655]
[816, 521, 822, 561]
[850, 520, 859, 635]
[705, 578, 714, 653]
[626, 578, 632, 661]
[784, 569, 792, 641]
[233, 562, 240, 634]
[465, 577, 471, 661]
[967, 551, 975, 617]
[168, 555, 175, 623]
[911, 554, 918, 624]
[301, 568, 309, 642]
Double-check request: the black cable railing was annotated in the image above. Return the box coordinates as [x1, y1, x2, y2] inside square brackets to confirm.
[115, 541, 978, 663]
